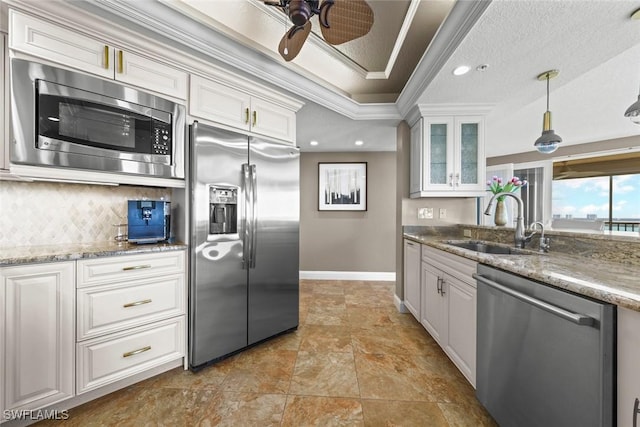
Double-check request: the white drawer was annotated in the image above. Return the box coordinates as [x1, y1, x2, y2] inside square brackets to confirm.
[77, 250, 185, 288]
[77, 274, 185, 340]
[77, 316, 184, 393]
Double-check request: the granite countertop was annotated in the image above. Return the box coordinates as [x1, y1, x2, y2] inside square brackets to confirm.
[404, 232, 640, 312]
[0, 240, 188, 266]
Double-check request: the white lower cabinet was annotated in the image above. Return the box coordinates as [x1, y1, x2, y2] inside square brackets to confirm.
[403, 239, 421, 319]
[1, 262, 75, 412]
[420, 245, 477, 386]
[618, 306, 640, 427]
[76, 250, 186, 394]
[0, 250, 186, 422]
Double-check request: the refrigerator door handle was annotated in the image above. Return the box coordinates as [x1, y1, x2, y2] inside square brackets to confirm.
[242, 163, 251, 270]
[250, 164, 258, 269]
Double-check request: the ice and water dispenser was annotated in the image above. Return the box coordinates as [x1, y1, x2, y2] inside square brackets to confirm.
[209, 186, 237, 234]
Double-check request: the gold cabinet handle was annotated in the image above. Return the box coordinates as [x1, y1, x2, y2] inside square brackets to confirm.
[123, 299, 152, 308]
[245, 108, 250, 124]
[252, 110, 257, 127]
[117, 50, 124, 74]
[103, 45, 110, 69]
[122, 264, 151, 271]
[123, 346, 151, 358]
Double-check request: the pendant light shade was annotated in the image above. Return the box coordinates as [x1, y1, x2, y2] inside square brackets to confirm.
[534, 70, 562, 154]
[624, 93, 640, 124]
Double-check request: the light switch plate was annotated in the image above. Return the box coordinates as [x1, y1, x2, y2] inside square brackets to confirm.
[439, 208, 447, 219]
[463, 229, 472, 237]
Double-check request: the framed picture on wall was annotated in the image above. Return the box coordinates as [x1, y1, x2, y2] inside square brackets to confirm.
[318, 162, 367, 211]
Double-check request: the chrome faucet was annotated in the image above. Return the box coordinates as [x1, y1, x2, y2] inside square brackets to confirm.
[527, 221, 550, 253]
[484, 192, 526, 248]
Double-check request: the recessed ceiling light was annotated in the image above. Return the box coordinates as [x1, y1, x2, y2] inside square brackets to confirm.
[310, 140, 318, 146]
[453, 65, 470, 76]
[355, 140, 364, 146]
[632, 7, 640, 19]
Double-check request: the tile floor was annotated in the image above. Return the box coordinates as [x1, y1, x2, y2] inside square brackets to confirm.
[38, 280, 497, 426]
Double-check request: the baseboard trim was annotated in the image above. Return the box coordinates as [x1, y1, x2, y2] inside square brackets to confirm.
[394, 294, 409, 313]
[300, 271, 396, 281]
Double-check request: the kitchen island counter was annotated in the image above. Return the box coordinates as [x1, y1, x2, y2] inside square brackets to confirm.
[0, 241, 188, 266]
[405, 230, 640, 312]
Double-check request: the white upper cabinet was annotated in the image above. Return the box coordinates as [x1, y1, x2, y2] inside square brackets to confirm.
[9, 10, 188, 99]
[190, 75, 298, 143]
[408, 106, 488, 198]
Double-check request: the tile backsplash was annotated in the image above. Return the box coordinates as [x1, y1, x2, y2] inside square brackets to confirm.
[0, 181, 170, 248]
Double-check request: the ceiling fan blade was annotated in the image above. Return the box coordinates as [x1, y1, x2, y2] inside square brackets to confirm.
[319, 0, 374, 45]
[278, 22, 312, 62]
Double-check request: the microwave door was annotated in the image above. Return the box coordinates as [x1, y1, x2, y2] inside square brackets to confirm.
[37, 80, 171, 165]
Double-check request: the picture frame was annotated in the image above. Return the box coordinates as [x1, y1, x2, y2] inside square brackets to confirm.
[318, 162, 367, 211]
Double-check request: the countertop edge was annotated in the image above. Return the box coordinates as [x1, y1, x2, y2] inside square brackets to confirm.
[0, 242, 188, 266]
[404, 233, 640, 313]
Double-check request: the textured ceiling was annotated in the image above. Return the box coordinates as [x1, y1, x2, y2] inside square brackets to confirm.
[69, 0, 640, 154]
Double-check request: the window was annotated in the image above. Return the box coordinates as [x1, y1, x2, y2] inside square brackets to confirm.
[552, 173, 640, 232]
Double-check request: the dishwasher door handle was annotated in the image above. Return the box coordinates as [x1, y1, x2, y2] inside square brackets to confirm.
[473, 273, 595, 326]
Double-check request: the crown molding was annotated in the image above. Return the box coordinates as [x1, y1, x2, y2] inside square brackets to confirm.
[89, 0, 400, 120]
[5, 0, 490, 122]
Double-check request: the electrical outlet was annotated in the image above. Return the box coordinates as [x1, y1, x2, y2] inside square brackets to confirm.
[463, 229, 472, 238]
[418, 208, 434, 219]
[439, 208, 447, 219]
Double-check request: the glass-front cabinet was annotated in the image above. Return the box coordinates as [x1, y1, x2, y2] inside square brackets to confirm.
[410, 114, 485, 197]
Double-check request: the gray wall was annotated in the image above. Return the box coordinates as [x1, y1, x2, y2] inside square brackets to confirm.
[299, 152, 396, 272]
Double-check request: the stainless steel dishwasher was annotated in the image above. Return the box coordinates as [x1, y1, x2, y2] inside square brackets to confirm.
[474, 264, 615, 427]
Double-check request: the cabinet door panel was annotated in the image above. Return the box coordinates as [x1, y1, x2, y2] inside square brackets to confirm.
[116, 50, 188, 100]
[420, 262, 446, 344]
[190, 75, 250, 131]
[2, 262, 75, 410]
[423, 117, 455, 191]
[9, 10, 113, 78]
[445, 276, 476, 386]
[618, 307, 640, 427]
[403, 240, 421, 320]
[250, 97, 296, 143]
[455, 116, 485, 191]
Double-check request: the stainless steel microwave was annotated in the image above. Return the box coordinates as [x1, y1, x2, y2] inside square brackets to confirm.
[10, 58, 185, 180]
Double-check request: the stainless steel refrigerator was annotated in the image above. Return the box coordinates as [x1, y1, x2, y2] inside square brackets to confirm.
[188, 121, 300, 369]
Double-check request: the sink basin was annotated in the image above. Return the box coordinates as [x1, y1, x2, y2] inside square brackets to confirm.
[444, 240, 534, 255]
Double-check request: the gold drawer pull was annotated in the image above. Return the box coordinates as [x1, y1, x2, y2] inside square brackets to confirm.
[122, 264, 151, 271]
[103, 45, 110, 69]
[123, 346, 151, 358]
[117, 50, 124, 74]
[123, 299, 152, 308]
[245, 107, 250, 124]
[252, 110, 257, 126]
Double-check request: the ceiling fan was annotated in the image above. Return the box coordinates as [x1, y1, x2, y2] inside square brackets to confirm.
[262, 0, 374, 61]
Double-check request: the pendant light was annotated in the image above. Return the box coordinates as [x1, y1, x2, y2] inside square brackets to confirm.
[534, 69, 562, 154]
[625, 88, 640, 124]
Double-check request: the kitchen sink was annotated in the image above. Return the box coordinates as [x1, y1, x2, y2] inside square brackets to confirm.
[444, 240, 535, 255]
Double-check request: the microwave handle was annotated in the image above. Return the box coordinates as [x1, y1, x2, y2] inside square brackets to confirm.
[37, 80, 171, 124]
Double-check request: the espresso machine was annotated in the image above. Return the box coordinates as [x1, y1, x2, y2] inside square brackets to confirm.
[209, 186, 237, 235]
[127, 200, 171, 243]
